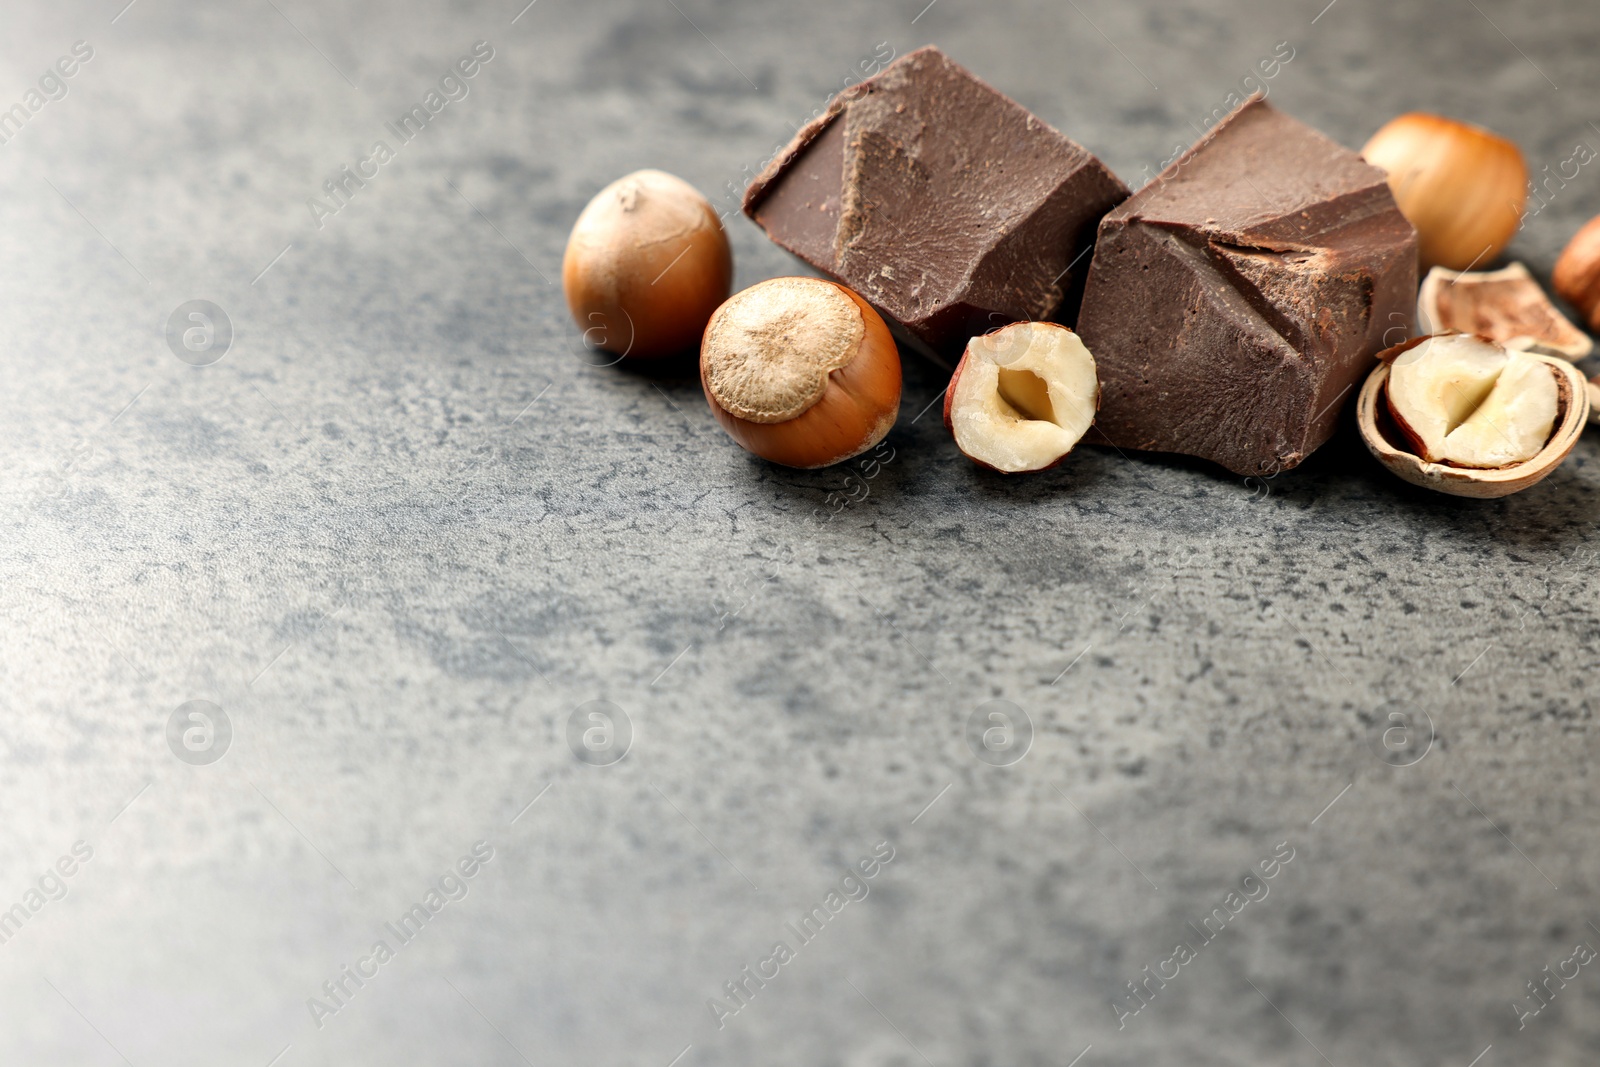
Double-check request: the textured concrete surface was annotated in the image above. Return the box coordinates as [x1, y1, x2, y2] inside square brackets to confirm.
[2, 1, 1598, 1064]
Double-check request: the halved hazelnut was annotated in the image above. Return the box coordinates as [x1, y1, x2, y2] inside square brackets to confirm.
[1385, 333, 1558, 468]
[1417, 263, 1592, 360]
[942, 322, 1098, 473]
[700, 277, 901, 468]
[1357, 337, 1588, 498]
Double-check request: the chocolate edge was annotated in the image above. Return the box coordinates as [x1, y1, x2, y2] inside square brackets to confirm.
[743, 101, 848, 219]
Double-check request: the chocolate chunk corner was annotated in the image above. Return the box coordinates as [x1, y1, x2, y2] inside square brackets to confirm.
[744, 46, 1129, 357]
[1076, 97, 1419, 476]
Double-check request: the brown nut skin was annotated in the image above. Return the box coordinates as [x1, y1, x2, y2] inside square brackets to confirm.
[700, 279, 901, 469]
[563, 169, 733, 360]
[1553, 214, 1600, 333]
[941, 354, 995, 465]
[1374, 334, 1440, 461]
[1361, 113, 1527, 272]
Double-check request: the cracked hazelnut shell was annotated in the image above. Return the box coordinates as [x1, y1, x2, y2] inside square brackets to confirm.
[1357, 334, 1589, 497]
[1418, 263, 1592, 360]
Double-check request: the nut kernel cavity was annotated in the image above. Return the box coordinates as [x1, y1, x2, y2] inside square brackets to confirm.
[703, 278, 865, 424]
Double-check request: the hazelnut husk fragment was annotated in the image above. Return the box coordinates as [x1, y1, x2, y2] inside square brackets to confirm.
[1553, 214, 1600, 334]
[700, 277, 901, 468]
[1418, 263, 1591, 360]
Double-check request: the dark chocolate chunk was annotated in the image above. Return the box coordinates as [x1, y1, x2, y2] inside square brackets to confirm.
[1075, 97, 1418, 476]
[744, 46, 1129, 358]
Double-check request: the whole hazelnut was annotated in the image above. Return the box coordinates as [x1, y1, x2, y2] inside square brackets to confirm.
[700, 277, 901, 468]
[563, 169, 733, 360]
[1361, 113, 1528, 272]
[1552, 214, 1600, 333]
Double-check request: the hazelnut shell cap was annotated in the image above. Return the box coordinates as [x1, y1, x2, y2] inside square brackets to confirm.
[702, 278, 865, 424]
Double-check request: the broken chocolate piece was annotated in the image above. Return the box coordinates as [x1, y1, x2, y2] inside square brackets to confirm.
[1076, 97, 1418, 476]
[744, 46, 1129, 358]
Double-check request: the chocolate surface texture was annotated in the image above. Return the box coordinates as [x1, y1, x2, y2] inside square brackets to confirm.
[1076, 97, 1418, 475]
[744, 46, 1128, 357]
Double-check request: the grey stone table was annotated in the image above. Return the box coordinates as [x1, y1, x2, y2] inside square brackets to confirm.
[2, 0, 1597, 1064]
